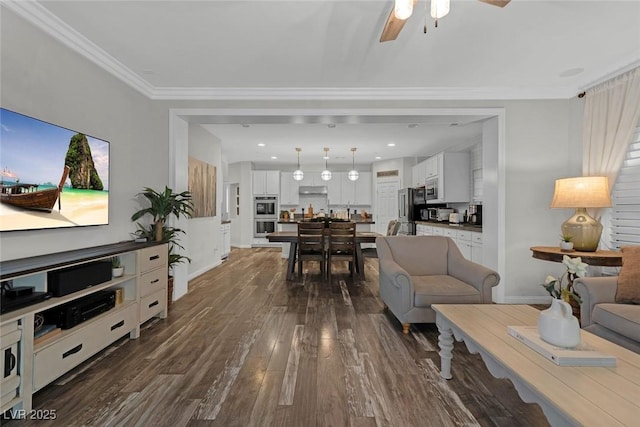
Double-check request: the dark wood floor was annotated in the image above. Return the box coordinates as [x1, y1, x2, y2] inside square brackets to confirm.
[4, 248, 549, 426]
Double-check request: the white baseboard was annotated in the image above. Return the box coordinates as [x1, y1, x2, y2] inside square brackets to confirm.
[188, 260, 221, 282]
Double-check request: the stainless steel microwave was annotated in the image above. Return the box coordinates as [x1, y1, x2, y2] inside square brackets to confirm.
[425, 178, 438, 200]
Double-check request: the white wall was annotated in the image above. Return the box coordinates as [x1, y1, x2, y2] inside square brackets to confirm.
[187, 123, 223, 280]
[0, 9, 167, 261]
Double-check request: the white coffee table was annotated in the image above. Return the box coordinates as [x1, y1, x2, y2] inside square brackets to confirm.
[432, 304, 640, 427]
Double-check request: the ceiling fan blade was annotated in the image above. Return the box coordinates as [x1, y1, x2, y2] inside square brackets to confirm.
[380, 9, 409, 42]
[379, 0, 417, 43]
[478, 0, 511, 7]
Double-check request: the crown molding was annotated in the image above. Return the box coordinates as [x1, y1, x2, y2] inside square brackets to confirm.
[148, 86, 577, 100]
[5, 0, 622, 102]
[3, 0, 155, 97]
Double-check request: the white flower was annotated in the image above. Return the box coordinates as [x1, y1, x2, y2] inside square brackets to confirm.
[562, 255, 588, 277]
[544, 275, 557, 285]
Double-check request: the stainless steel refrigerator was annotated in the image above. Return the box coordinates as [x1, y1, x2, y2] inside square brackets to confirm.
[398, 188, 416, 235]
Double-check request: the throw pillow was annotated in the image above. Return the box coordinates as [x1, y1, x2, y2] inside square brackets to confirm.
[615, 246, 640, 304]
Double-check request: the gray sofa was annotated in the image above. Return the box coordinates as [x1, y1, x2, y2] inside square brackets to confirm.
[573, 276, 640, 353]
[377, 235, 500, 333]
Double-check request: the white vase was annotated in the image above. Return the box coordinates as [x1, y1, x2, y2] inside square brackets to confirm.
[538, 298, 581, 348]
[112, 267, 124, 278]
[560, 241, 574, 251]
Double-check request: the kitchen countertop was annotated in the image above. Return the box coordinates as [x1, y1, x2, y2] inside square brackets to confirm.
[278, 219, 375, 224]
[415, 220, 482, 232]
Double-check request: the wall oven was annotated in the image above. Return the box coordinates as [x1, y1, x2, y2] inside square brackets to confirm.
[254, 219, 277, 238]
[255, 196, 277, 218]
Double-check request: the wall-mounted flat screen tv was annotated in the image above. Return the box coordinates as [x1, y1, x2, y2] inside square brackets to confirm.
[0, 108, 109, 232]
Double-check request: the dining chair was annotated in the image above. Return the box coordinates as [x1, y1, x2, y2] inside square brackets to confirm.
[297, 221, 326, 279]
[362, 219, 399, 259]
[327, 221, 357, 284]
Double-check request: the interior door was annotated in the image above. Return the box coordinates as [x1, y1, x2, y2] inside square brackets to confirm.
[375, 179, 400, 235]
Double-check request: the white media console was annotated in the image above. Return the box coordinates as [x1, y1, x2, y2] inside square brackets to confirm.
[0, 241, 168, 413]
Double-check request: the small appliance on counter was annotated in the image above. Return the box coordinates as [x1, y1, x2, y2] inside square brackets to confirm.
[448, 213, 461, 224]
[468, 204, 482, 225]
[436, 208, 454, 222]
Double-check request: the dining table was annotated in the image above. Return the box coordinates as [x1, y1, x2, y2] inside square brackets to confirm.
[266, 230, 382, 281]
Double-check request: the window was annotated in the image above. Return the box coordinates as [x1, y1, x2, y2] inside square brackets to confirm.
[610, 123, 640, 249]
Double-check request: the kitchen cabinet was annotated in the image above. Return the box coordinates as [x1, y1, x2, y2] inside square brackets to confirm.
[415, 224, 482, 264]
[353, 172, 372, 205]
[252, 171, 280, 195]
[326, 172, 343, 204]
[298, 173, 325, 187]
[279, 172, 299, 205]
[425, 155, 439, 178]
[327, 172, 371, 206]
[412, 160, 427, 187]
[428, 152, 470, 204]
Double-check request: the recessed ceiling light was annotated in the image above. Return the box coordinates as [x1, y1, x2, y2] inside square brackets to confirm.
[271, 156, 277, 160]
[375, 156, 382, 160]
[387, 143, 396, 147]
[408, 124, 418, 128]
[258, 143, 265, 147]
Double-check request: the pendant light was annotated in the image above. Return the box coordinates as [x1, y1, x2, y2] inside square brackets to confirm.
[321, 147, 332, 181]
[293, 147, 304, 181]
[348, 148, 359, 181]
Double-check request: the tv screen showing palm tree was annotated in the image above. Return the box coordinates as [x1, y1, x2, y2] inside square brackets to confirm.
[0, 108, 109, 232]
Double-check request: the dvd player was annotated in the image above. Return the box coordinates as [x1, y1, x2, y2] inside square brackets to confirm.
[44, 290, 116, 329]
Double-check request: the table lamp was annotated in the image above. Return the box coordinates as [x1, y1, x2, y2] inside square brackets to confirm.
[550, 176, 612, 252]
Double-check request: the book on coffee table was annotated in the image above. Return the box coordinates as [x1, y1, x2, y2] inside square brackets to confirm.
[507, 325, 616, 367]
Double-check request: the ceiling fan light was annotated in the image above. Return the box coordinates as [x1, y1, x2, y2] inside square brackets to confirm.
[394, 0, 413, 20]
[321, 170, 332, 181]
[431, 0, 450, 19]
[348, 170, 359, 181]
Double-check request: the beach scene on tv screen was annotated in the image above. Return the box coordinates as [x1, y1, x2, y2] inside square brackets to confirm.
[0, 108, 109, 232]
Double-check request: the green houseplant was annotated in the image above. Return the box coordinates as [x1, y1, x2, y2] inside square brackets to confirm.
[131, 187, 193, 242]
[131, 186, 194, 305]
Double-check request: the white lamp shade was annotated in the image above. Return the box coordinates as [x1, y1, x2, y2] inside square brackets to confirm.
[550, 176, 612, 208]
[394, 0, 413, 19]
[293, 169, 304, 181]
[431, 0, 450, 19]
[321, 170, 332, 181]
[348, 170, 359, 181]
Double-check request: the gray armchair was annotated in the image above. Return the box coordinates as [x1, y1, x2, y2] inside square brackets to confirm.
[573, 276, 640, 353]
[377, 235, 500, 333]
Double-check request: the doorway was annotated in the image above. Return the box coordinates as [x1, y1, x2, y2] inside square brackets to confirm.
[375, 178, 400, 236]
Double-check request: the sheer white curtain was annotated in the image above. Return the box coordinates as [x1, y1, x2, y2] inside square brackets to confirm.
[583, 67, 640, 187]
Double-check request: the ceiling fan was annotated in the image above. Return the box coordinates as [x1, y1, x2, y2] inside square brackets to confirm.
[380, 0, 511, 42]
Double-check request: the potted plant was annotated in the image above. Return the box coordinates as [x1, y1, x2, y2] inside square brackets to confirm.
[111, 256, 124, 278]
[131, 186, 193, 242]
[560, 234, 574, 251]
[131, 186, 194, 307]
